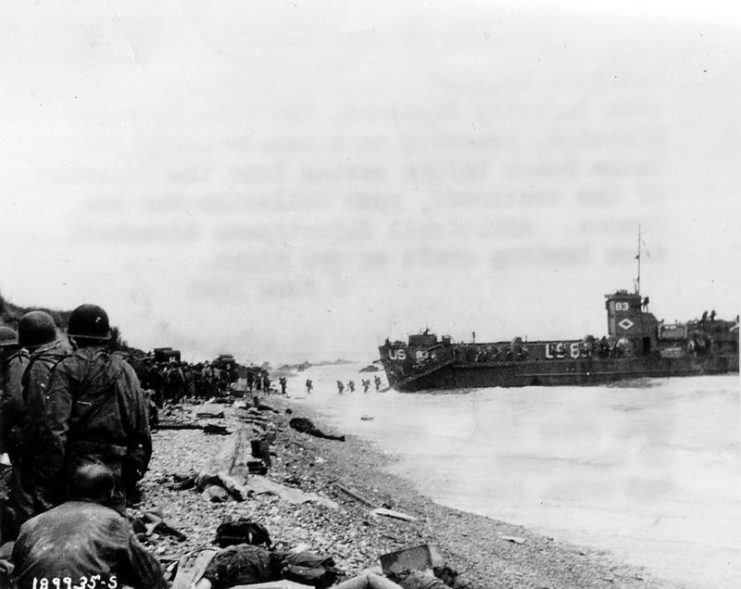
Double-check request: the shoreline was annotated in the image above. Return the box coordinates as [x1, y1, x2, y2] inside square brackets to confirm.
[276, 395, 679, 589]
[139, 395, 679, 589]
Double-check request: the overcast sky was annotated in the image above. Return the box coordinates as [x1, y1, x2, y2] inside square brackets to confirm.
[1, 1, 739, 364]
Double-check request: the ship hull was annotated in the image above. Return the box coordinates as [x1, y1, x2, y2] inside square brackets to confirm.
[385, 354, 738, 392]
[380, 288, 739, 392]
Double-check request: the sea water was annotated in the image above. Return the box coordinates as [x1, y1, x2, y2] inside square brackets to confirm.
[286, 367, 740, 589]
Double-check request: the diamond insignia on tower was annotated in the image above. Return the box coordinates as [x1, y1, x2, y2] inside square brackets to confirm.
[618, 318, 635, 330]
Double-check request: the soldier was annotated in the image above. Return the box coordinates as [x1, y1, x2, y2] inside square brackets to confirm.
[0, 326, 20, 385]
[183, 363, 196, 399]
[148, 361, 165, 407]
[201, 361, 215, 397]
[0, 326, 22, 441]
[278, 376, 287, 395]
[164, 360, 185, 404]
[0, 328, 29, 454]
[7, 312, 70, 532]
[12, 464, 165, 589]
[305, 378, 313, 394]
[31, 304, 151, 515]
[213, 364, 223, 394]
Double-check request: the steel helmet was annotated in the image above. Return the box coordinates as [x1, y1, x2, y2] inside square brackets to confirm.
[18, 311, 57, 349]
[67, 304, 111, 340]
[0, 326, 18, 347]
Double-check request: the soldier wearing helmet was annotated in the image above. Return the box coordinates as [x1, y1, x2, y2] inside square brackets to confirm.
[1, 326, 23, 459]
[0, 326, 28, 452]
[2, 311, 72, 534]
[31, 304, 152, 515]
[0, 326, 18, 351]
[0, 326, 20, 400]
[12, 464, 166, 589]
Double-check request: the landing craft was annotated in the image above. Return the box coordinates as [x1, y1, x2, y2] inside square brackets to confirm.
[379, 233, 738, 391]
[379, 292, 738, 391]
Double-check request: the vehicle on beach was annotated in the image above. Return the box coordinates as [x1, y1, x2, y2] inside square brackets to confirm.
[153, 346, 181, 363]
[379, 288, 739, 392]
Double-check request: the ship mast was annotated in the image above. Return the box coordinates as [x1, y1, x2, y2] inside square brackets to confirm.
[635, 224, 641, 295]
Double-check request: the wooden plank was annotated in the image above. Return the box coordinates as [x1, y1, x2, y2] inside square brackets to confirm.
[371, 508, 417, 522]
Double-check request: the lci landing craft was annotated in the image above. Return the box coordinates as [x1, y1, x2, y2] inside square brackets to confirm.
[379, 290, 739, 392]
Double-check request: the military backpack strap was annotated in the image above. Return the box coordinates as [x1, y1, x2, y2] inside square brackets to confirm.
[20, 349, 71, 404]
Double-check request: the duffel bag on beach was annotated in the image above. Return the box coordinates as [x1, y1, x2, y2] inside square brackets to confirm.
[280, 551, 340, 589]
[215, 516, 272, 547]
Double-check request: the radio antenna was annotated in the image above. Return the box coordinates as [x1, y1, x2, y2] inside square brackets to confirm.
[635, 224, 641, 295]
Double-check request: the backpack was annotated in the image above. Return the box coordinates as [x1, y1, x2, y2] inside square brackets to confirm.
[214, 516, 272, 548]
[281, 551, 341, 589]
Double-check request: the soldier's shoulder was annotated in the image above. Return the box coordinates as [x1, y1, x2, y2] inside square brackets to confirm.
[9, 349, 30, 364]
[46, 350, 86, 375]
[111, 350, 137, 367]
[110, 352, 141, 377]
[30, 340, 73, 363]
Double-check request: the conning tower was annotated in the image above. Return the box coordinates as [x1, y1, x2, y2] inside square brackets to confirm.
[605, 290, 659, 356]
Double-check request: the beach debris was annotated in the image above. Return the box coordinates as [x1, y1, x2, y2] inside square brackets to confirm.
[251, 439, 272, 467]
[196, 411, 225, 419]
[245, 475, 339, 509]
[216, 473, 251, 501]
[360, 415, 374, 421]
[203, 424, 230, 435]
[204, 426, 258, 481]
[215, 516, 272, 548]
[380, 544, 443, 575]
[156, 423, 204, 430]
[371, 508, 417, 522]
[283, 474, 302, 487]
[140, 511, 188, 542]
[241, 408, 270, 424]
[171, 548, 218, 589]
[202, 484, 230, 503]
[198, 545, 340, 588]
[289, 417, 346, 441]
[248, 460, 269, 475]
[168, 473, 197, 491]
[281, 549, 342, 587]
[500, 535, 526, 545]
[336, 484, 376, 508]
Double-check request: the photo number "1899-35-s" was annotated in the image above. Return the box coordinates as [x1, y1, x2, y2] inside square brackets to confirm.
[32, 576, 117, 589]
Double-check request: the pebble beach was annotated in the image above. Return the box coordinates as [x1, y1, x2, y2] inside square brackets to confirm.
[135, 395, 679, 589]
